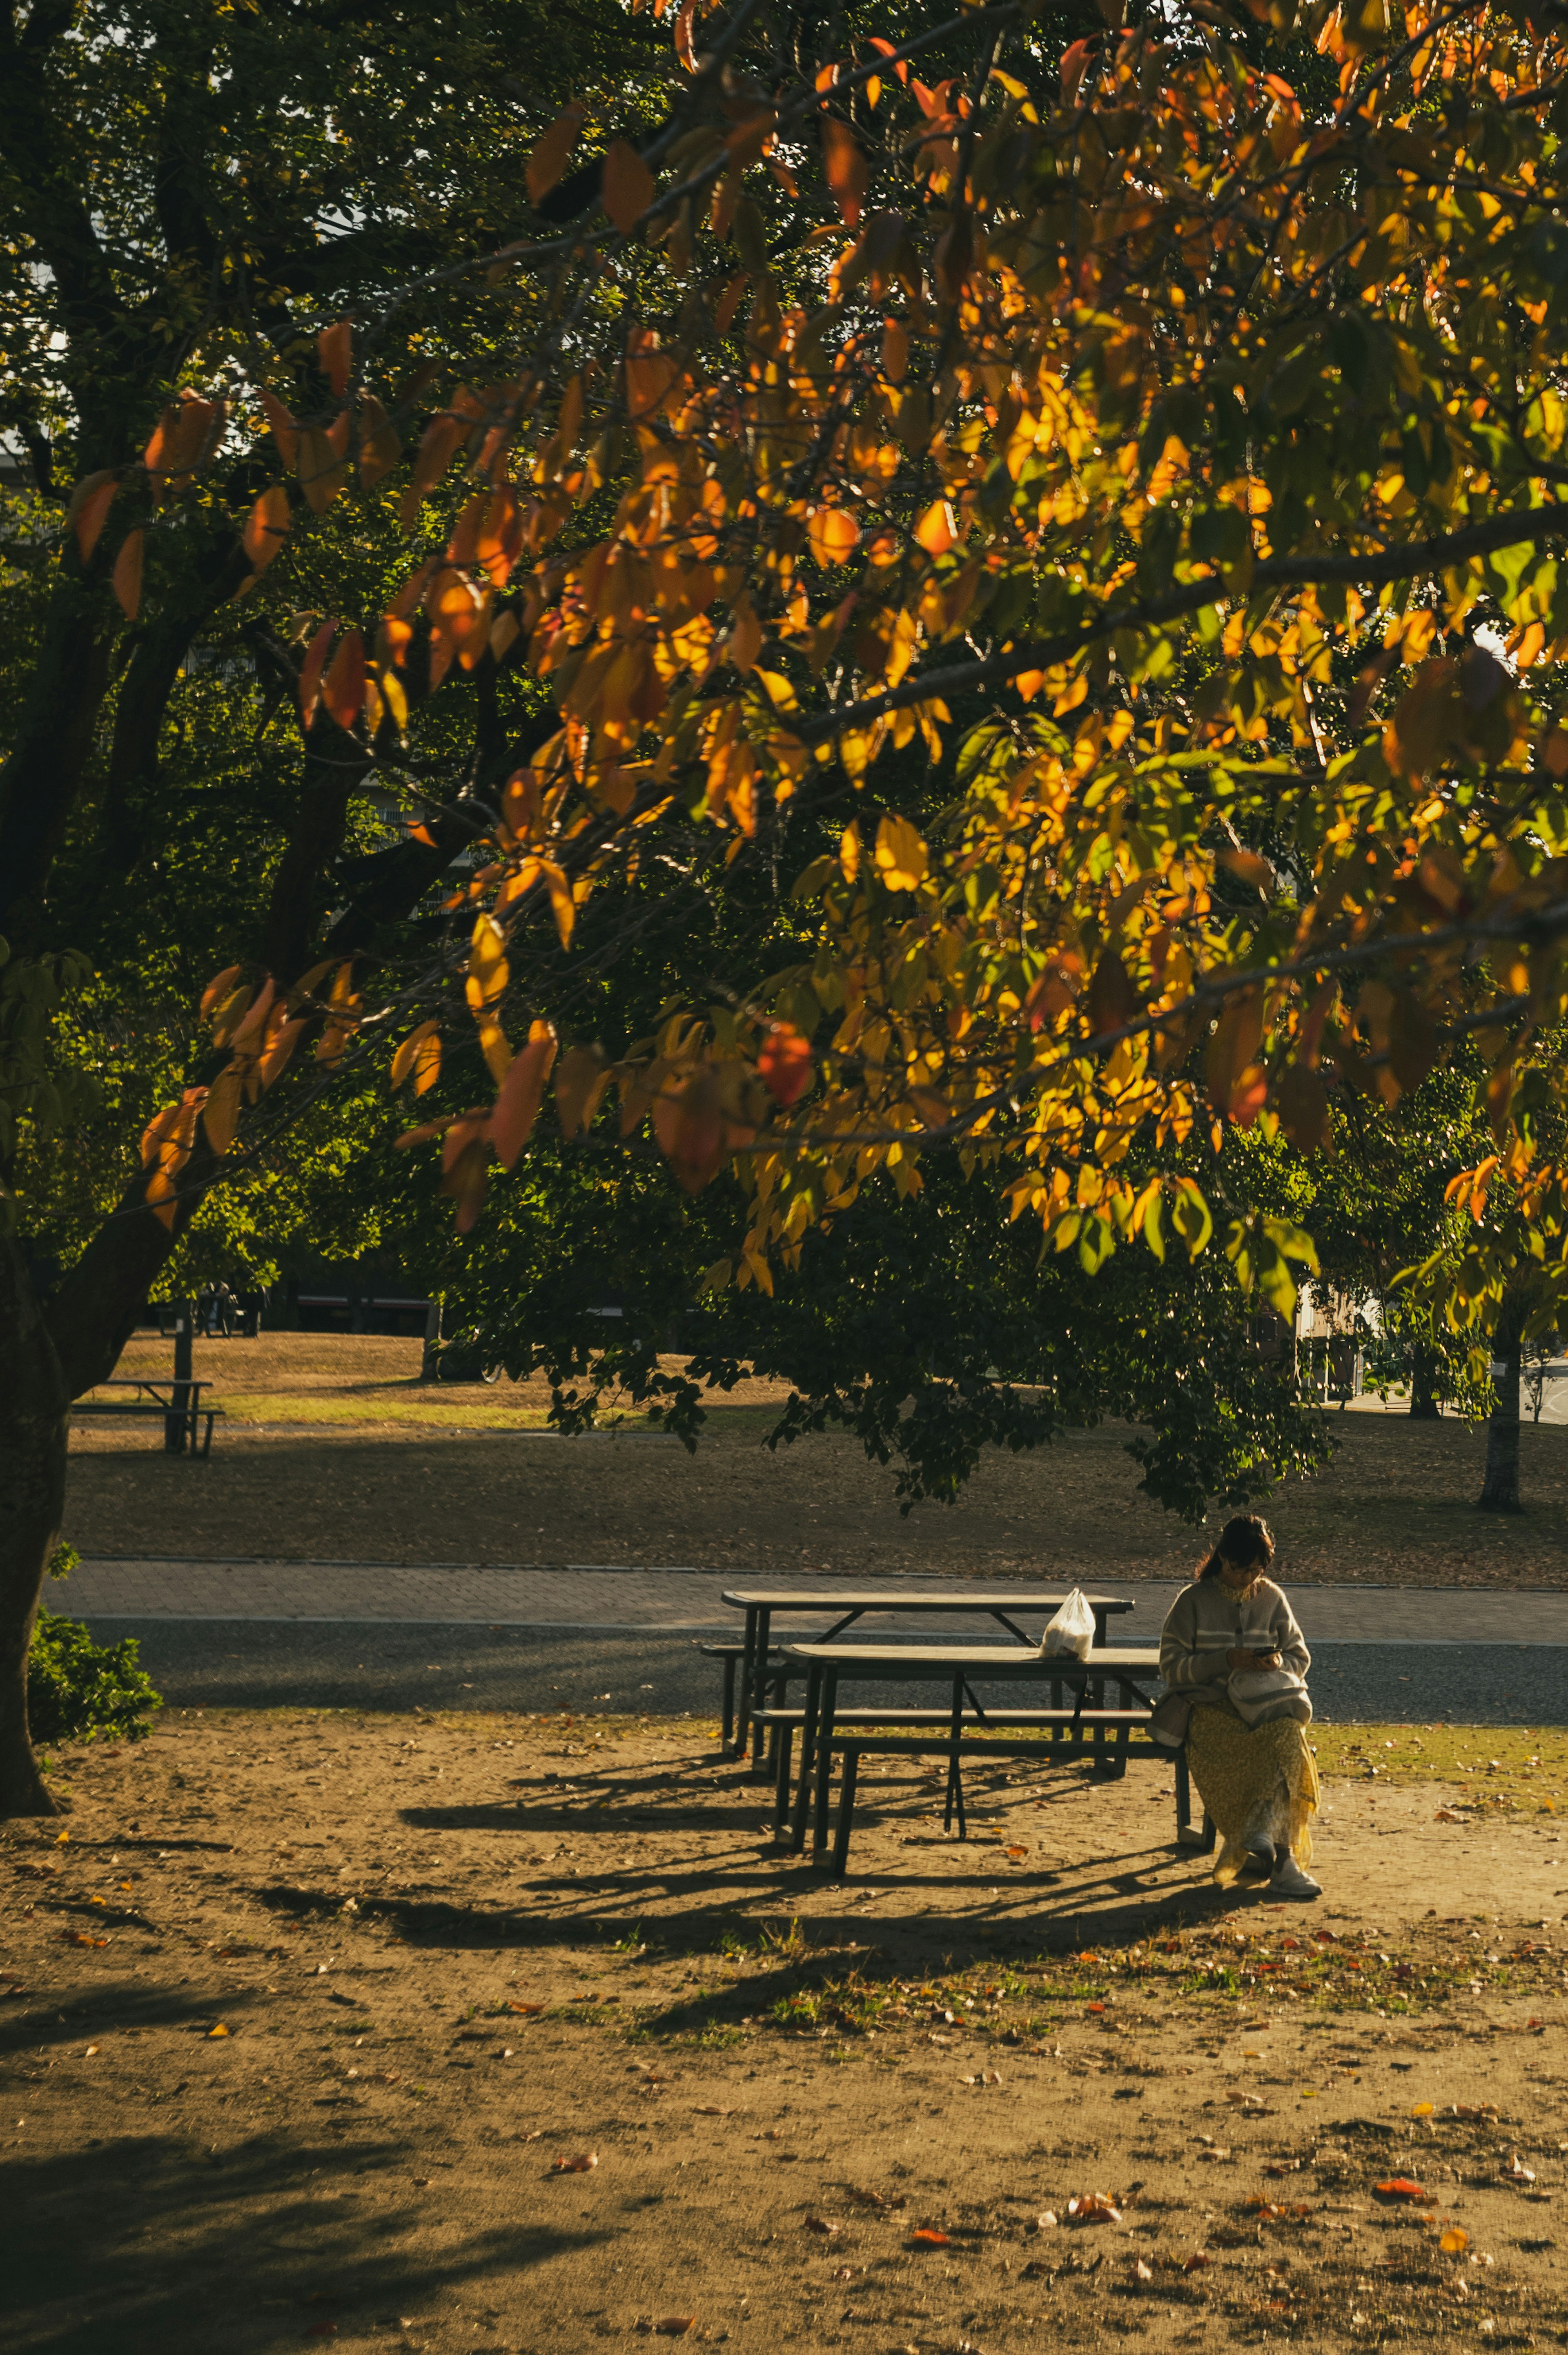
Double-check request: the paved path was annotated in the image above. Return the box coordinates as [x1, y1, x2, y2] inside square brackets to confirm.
[52, 1557, 1568, 1644]
[47, 1557, 1568, 1726]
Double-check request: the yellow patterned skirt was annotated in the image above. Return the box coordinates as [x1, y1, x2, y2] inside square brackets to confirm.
[1186, 1707, 1320, 1886]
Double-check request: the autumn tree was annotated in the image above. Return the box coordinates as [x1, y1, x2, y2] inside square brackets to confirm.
[14, 0, 1568, 1815]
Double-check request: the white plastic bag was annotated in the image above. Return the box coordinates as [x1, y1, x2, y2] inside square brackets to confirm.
[1040, 1587, 1096, 1660]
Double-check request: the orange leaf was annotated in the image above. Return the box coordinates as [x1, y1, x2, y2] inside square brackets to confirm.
[392, 1020, 443, 1094]
[143, 394, 216, 489]
[298, 619, 337, 726]
[808, 508, 860, 568]
[908, 2229, 949, 2248]
[914, 500, 957, 557]
[527, 104, 585, 206]
[112, 530, 144, 619]
[242, 484, 291, 577]
[555, 1042, 613, 1138]
[1374, 2178, 1431, 2203]
[603, 141, 655, 234]
[674, 0, 698, 71]
[490, 1019, 558, 1170]
[758, 1024, 813, 1107]
[318, 321, 352, 398]
[321, 629, 365, 733]
[551, 2150, 599, 2174]
[258, 389, 300, 471]
[69, 471, 119, 563]
[1206, 989, 1265, 1118]
[298, 424, 347, 515]
[1067, 2193, 1123, 2225]
[200, 964, 243, 1020]
[821, 115, 867, 228]
[358, 393, 403, 488]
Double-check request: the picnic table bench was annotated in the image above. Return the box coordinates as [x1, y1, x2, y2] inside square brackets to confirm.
[718, 1587, 1135, 1769]
[776, 1640, 1203, 1878]
[71, 1378, 222, 1457]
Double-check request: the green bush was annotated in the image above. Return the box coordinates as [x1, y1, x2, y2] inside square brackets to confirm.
[28, 1542, 162, 1746]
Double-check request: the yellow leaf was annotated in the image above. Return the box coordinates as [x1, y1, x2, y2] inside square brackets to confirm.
[874, 813, 927, 891]
[468, 913, 509, 1007]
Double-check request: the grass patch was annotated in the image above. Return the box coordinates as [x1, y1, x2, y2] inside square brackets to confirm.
[1311, 1722, 1568, 1810]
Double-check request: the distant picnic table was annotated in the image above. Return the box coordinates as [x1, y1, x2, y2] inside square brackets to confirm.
[72, 1377, 221, 1457]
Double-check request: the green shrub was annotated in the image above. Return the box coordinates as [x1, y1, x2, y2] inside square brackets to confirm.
[28, 1541, 162, 1746]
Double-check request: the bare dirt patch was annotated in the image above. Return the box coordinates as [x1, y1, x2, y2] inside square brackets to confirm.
[8, 1710, 1568, 2353]
[62, 1336, 1568, 1586]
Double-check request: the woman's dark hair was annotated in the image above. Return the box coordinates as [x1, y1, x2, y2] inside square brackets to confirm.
[1197, 1513, 1276, 1582]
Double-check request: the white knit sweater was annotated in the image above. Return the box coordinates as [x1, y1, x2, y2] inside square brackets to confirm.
[1158, 1575, 1310, 1723]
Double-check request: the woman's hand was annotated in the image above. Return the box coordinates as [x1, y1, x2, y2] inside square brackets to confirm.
[1227, 1646, 1283, 1672]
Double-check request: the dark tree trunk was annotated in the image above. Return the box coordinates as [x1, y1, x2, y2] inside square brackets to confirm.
[0, 1234, 70, 1815]
[1479, 1340, 1523, 1513]
[1409, 1340, 1441, 1419]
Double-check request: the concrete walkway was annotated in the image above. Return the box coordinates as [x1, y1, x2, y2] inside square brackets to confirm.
[51, 1557, 1568, 1644]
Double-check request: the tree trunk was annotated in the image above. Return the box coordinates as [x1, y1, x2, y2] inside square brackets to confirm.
[0, 1232, 70, 1815]
[1479, 1340, 1523, 1513]
[1409, 1340, 1441, 1419]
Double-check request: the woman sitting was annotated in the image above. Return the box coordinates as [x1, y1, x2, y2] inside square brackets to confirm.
[1159, 1512, 1321, 1900]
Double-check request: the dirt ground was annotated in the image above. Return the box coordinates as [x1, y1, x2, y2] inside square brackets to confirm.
[63, 1335, 1568, 1587]
[10, 1708, 1568, 2354]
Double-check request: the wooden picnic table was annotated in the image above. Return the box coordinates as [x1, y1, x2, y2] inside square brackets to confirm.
[74, 1377, 219, 1457]
[779, 1639, 1169, 1875]
[719, 1586, 1135, 1767]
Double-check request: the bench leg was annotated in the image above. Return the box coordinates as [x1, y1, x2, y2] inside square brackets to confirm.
[942, 1679, 967, 1838]
[830, 1747, 859, 1880]
[765, 1669, 788, 1774]
[811, 1673, 839, 1862]
[1175, 1745, 1192, 1839]
[788, 1669, 821, 1856]
[773, 1723, 795, 1837]
[719, 1654, 736, 1756]
[200, 1413, 214, 1460]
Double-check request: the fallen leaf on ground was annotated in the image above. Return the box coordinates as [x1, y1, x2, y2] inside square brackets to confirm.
[908, 2228, 950, 2248]
[848, 2187, 905, 2210]
[649, 2321, 695, 2339]
[1067, 2194, 1122, 2226]
[1441, 2229, 1470, 2255]
[507, 2001, 547, 2016]
[1184, 2253, 1212, 2273]
[83, 2045, 99, 2058]
[1197, 2147, 1232, 2162]
[1412, 2103, 1435, 2119]
[207, 2024, 229, 2039]
[804, 2216, 840, 2237]
[552, 2151, 599, 2173]
[1036, 2210, 1059, 2229]
[1264, 2161, 1301, 2177]
[1502, 2156, 1537, 2183]
[1375, 2178, 1432, 2202]
[1130, 2257, 1154, 2282]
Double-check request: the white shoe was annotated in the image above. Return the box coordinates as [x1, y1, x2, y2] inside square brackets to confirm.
[1268, 1856, 1322, 1900]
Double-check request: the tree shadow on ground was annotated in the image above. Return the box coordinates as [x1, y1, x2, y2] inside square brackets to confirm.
[9, 2130, 606, 2355]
